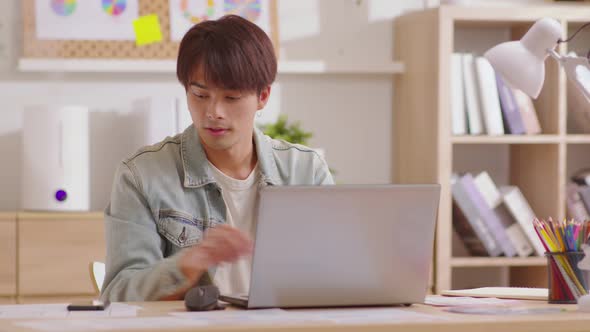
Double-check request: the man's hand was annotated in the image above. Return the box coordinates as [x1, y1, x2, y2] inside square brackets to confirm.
[178, 225, 253, 284]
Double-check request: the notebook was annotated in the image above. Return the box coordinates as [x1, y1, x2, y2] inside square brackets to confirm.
[441, 287, 548, 301]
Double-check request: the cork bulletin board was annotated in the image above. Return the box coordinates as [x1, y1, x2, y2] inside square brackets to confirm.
[22, 0, 279, 59]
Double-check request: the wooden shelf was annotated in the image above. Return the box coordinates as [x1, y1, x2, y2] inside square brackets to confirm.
[566, 135, 590, 144]
[451, 257, 547, 268]
[0, 213, 17, 221]
[440, 4, 590, 23]
[452, 135, 562, 144]
[18, 58, 405, 75]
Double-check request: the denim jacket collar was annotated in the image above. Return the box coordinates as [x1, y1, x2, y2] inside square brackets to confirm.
[180, 126, 281, 188]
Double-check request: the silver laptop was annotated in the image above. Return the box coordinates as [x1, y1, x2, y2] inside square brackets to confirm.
[219, 185, 440, 309]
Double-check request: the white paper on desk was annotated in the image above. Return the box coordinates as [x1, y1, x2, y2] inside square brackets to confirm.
[289, 308, 446, 324]
[172, 307, 444, 326]
[0, 303, 139, 319]
[0, 304, 69, 319]
[170, 308, 309, 325]
[424, 296, 521, 307]
[68, 303, 141, 318]
[15, 316, 207, 332]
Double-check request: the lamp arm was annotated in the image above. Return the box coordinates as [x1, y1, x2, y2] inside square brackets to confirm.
[547, 48, 563, 63]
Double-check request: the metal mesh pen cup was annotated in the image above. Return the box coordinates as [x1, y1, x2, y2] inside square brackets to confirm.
[545, 251, 588, 304]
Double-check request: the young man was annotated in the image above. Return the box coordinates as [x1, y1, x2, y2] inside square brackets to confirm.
[101, 15, 333, 302]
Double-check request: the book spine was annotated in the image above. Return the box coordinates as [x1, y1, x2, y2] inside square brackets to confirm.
[475, 57, 504, 136]
[496, 204, 534, 257]
[512, 88, 541, 135]
[462, 54, 484, 135]
[452, 202, 490, 256]
[473, 172, 533, 257]
[451, 53, 467, 135]
[501, 186, 545, 256]
[461, 174, 516, 257]
[452, 177, 502, 256]
[496, 73, 526, 135]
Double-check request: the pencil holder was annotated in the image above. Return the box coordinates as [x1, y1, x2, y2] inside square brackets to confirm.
[546, 251, 589, 304]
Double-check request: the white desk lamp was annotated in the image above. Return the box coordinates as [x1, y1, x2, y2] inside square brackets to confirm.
[486, 19, 590, 310]
[484, 18, 590, 102]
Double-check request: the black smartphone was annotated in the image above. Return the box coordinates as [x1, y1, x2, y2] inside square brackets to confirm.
[67, 300, 109, 311]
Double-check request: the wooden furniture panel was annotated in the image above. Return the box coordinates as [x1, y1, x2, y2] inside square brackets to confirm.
[0, 213, 17, 297]
[0, 297, 16, 304]
[510, 266, 547, 288]
[18, 295, 95, 304]
[393, 9, 443, 294]
[18, 214, 105, 296]
[510, 144, 562, 219]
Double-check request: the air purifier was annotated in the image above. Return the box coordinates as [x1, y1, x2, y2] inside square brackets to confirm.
[21, 105, 90, 211]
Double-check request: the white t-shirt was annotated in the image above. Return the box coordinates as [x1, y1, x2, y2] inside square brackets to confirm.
[207, 160, 260, 295]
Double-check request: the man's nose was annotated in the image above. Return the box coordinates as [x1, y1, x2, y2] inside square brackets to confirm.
[206, 100, 225, 119]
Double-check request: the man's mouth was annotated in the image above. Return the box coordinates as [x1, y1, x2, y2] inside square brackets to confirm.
[206, 128, 228, 136]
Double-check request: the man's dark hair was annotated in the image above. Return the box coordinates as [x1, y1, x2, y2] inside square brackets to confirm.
[176, 15, 277, 93]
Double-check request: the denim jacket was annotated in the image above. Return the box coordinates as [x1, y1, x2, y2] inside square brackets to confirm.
[100, 126, 333, 302]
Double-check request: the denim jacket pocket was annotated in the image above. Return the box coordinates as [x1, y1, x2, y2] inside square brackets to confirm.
[157, 209, 206, 248]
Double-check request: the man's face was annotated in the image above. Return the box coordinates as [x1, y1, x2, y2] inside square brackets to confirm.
[186, 71, 270, 152]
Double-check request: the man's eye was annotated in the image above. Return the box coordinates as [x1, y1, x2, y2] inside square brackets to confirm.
[193, 93, 208, 99]
[226, 96, 241, 101]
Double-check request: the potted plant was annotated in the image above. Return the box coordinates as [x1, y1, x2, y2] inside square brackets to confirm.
[258, 115, 334, 175]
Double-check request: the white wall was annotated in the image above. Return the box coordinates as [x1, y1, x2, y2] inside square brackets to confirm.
[0, 0, 545, 211]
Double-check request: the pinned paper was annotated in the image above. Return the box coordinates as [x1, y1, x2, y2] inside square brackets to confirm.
[35, 0, 139, 41]
[133, 14, 163, 46]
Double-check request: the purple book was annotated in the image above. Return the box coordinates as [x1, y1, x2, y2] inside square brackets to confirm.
[496, 73, 526, 135]
[456, 174, 517, 257]
[453, 175, 502, 256]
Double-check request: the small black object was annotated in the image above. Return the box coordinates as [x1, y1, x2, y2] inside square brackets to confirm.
[185, 285, 225, 311]
[67, 300, 109, 311]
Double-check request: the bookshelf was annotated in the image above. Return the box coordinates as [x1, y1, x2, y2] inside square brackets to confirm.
[393, 4, 590, 293]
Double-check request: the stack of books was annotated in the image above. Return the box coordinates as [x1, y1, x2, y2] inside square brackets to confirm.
[452, 172, 544, 257]
[451, 53, 541, 136]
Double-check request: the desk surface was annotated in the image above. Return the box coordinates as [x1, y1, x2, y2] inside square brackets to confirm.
[0, 299, 589, 332]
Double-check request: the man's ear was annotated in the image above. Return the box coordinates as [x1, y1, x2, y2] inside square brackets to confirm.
[257, 86, 271, 110]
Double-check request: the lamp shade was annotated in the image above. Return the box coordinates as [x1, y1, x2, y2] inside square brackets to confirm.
[484, 18, 562, 99]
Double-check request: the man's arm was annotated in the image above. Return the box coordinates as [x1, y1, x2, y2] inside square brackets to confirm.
[100, 162, 194, 302]
[100, 162, 252, 302]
